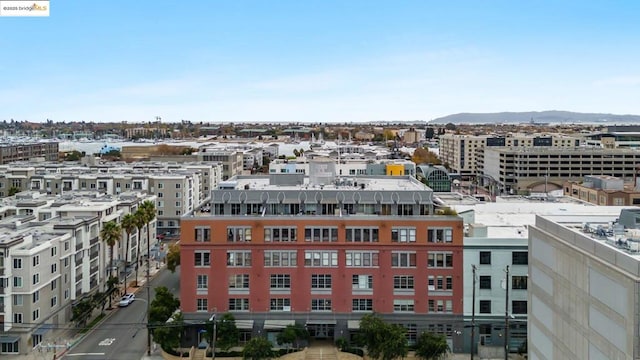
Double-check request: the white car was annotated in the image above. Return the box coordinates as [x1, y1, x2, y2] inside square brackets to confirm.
[119, 293, 135, 307]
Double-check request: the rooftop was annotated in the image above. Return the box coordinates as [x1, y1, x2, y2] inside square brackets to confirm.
[222, 175, 429, 192]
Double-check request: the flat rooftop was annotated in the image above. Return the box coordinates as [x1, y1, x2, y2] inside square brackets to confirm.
[222, 175, 429, 192]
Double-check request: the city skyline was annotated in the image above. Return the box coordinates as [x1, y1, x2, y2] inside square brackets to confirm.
[1, 1, 640, 123]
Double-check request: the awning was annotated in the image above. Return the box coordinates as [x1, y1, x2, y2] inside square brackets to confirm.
[0, 335, 20, 343]
[263, 320, 295, 330]
[347, 320, 360, 330]
[236, 320, 254, 330]
[33, 323, 54, 336]
[306, 320, 337, 325]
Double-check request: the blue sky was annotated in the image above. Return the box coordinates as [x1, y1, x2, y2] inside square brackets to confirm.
[1, 1, 640, 123]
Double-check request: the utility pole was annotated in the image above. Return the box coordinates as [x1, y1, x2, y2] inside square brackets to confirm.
[471, 264, 477, 360]
[504, 265, 510, 360]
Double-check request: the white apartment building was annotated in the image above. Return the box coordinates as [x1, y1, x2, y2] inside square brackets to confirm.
[269, 158, 417, 177]
[529, 208, 640, 359]
[438, 133, 581, 178]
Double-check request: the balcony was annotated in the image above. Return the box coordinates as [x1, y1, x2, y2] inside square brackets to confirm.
[75, 242, 83, 251]
[90, 265, 99, 274]
[89, 236, 99, 246]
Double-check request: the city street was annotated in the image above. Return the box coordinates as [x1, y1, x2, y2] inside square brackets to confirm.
[60, 268, 180, 360]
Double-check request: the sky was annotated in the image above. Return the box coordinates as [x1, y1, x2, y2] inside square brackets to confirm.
[1, 1, 640, 123]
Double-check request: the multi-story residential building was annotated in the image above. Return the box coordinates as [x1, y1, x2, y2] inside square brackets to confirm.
[438, 133, 581, 179]
[583, 125, 640, 148]
[528, 208, 640, 359]
[481, 147, 640, 194]
[563, 175, 640, 206]
[180, 170, 464, 349]
[196, 149, 244, 180]
[0, 142, 59, 165]
[243, 148, 264, 171]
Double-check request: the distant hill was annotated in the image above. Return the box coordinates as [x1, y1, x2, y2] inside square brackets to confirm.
[430, 111, 640, 125]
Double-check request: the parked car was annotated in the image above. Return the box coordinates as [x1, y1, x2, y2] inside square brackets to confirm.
[119, 293, 135, 307]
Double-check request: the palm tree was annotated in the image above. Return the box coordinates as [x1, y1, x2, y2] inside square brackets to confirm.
[100, 220, 121, 309]
[133, 207, 146, 287]
[139, 200, 157, 271]
[121, 213, 136, 293]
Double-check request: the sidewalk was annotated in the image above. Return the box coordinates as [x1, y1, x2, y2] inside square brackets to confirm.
[6, 260, 165, 360]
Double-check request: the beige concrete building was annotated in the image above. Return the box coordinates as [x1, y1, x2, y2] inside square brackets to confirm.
[480, 147, 640, 194]
[438, 133, 580, 178]
[529, 208, 640, 359]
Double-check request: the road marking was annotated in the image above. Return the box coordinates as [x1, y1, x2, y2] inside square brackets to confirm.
[67, 353, 106, 356]
[98, 338, 116, 346]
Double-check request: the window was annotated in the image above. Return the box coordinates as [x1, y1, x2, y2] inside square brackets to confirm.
[157, 192, 163, 198]
[229, 298, 250, 311]
[227, 274, 250, 290]
[51, 296, 58, 308]
[428, 275, 453, 291]
[428, 299, 453, 313]
[479, 276, 491, 289]
[346, 227, 379, 242]
[13, 295, 23, 306]
[227, 227, 252, 242]
[13, 313, 23, 324]
[175, 201, 182, 208]
[175, 193, 182, 199]
[311, 275, 332, 289]
[158, 183, 164, 189]
[197, 275, 208, 290]
[264, 251, 297, 267]
[265, 227, 298, 242]
[428, 228, 453, 243]
[311, 299, 332, 311]
[158, 210, 164, 216]
[512, 252, 528, 265]
[51, 247, 57, 257]
[512, 276, 528, 290]
[32, 255, 40, 267]
[428, 252, 453, 268]
[51, 279, 57, 290]
[270, 298, 291, 311]
[270, 274, 291, 289]
[157, 200, 164, 208]
[352, 299, 373, 311]
[227, 251, 252, 267]
[392, 228, 416, 242]
[512, 300, 527, 314]
[393, 275, 414, 289]
[194, 251, 211, 267]
[31, 273, 39, 285]
[13, 277, 22, 288]
[391, 252, 416, 267]
[176, 183, 181, 189]
[195, 227, 211, 242]
[479, 300, 491, 314]
[64, 258, 69, 267]
[64, 241, 70, 251]
[51, 263, 57, 273]
[345, 251, 379, 267]
[304, 227, 338, 242]
[197, 298, 208, 312]
[13, 258, 22, 269]
[479, 251, 491, 265]
[393, 299, 414, 312]
[304, 251, 338, 267]
[33, 291, 39, 303]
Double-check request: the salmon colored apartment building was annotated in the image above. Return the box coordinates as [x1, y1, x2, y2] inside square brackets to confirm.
[179, 167, 463, 347]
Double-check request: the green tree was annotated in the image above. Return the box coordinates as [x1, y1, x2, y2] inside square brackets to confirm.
[100, 220, 121, 308]
[133, 207, 146, 286]
[121, 213, 136, 292]
[64, 150, 83, 161]
[214, 313, 239, 351]
[242, 337, 273, 360]
[276, 324, 308, 351]
[140, 200, 157, 268]
[166, 242, 180, 273]
[149, 286, 180, 326]
[358, 314, 408, 360]
[153, 312, 184, 352]
[8, 186, 21, 196]
[71, 297, 95, 328]
[414, 332, 450, 360]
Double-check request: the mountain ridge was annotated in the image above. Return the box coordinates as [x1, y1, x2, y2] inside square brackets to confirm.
[430, 110, 640, 124]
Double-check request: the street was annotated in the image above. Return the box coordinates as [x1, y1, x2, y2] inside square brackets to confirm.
[61, 268, 180, 360]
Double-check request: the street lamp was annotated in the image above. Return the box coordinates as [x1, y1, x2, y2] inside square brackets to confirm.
[209, 313, 217, 360]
